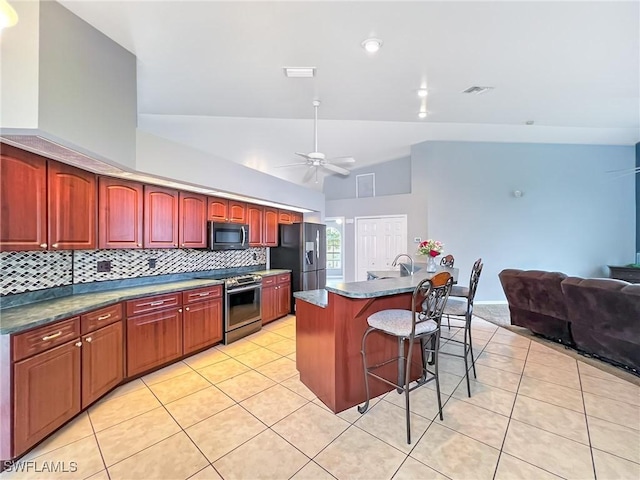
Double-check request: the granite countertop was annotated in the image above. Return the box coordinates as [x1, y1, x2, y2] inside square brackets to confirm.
[325, 267, 459, 299]
[0, 279, 225, 335]
[293, 289, 328, 308]
[253, 269, 291, 277]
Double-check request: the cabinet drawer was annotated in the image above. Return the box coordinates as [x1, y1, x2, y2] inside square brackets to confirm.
[81, 303, 123, 334]
[262, 276, 276, 287]
[277, 274, 291, 284]
[183, 286, 222, 305]
[126, 293, 181, 316]
[13, 317, 80, 362]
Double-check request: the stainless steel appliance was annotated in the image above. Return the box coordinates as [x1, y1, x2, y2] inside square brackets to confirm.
[208, 222, 250, 250]
[224, 274, 262, 344]
[270, 222, 326, 313]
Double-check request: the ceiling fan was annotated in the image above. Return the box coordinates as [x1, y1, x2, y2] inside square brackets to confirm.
[278, 100, 355, 183]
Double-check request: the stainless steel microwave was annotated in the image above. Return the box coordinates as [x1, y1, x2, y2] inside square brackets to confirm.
[207, 222, 250, 250]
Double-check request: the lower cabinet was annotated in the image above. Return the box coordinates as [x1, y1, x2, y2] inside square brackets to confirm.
[183, 287, 223, 355]
[81, 322, 124, 408]
[261, 278, 278, 324]
[261, 273, 291, 324]
[276, 280, 291, 318]
[126, 308, 183, 377]
[13, 340, 81, 456]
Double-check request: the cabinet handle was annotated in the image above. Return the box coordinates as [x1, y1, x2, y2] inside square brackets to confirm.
[52, 243, 59, 249]
[75, 342, 82, 347]
[185, 307, 190, 311]
[97, 314, 111, 321]
[40, 243, 47, 248]
[85, 337, 92, 343]
[173, 244, 177, 247]
[150, 301, 164, 306]
[42, 331, 62, 341]
[198, 292, 210, 297]
[178, 308, 183, 313]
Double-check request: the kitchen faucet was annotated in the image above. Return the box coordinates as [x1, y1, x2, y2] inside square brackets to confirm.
[392, 254, 414, 275]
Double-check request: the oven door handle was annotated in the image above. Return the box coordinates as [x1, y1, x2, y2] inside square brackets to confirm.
[227, 284, 261, 294]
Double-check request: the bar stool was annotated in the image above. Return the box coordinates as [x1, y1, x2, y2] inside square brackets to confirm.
[358, 272, 453, 444]
[440, 254, 455, 268]
[441, 258, 483, 397]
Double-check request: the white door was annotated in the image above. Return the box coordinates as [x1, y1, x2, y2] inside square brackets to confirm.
[355, 215, 407, 281]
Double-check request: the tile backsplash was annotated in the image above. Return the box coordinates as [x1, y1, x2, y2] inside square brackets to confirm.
[1, 248, 267, 296]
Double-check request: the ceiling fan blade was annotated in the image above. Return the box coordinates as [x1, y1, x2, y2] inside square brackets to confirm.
[302, 167, 316, 182]
[295, 152, 311, 159]
[275, 162, 309, 168]
[328, 156, 356, 164]
[322, 163, 350, 176]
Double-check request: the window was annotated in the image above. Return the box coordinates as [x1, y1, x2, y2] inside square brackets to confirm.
[326, 226, 342, 271]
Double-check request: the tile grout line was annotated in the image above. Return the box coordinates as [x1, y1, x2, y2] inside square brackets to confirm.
[578, 361, 599, 480]
[84, 413, 111, 480]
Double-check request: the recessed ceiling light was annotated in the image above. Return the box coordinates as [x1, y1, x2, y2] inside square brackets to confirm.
[418, 111, 427, 119]
[361, 38, 383, 53]
[418, 89, 428, 98]
[283, 67, 316, 78]
[525, 120, 535, 125]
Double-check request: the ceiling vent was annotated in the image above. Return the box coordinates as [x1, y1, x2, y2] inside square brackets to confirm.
[284, 67, 316, 78]
[462, 86, 494, 94]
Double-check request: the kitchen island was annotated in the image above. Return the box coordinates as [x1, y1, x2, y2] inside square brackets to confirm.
[293, 267, 458, 413]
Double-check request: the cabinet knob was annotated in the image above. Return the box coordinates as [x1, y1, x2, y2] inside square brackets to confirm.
[178, 308, 183, 313]
[40, 243, 47, 248]
[75, 342, 82, 347]
[185, 307, 190, 311]
[181, 243, 185, 247]
[137, 243, 141, 247]
[52, 243, 59, 248]
[85, 337, 92, 343]
[173, 244, 177, 247]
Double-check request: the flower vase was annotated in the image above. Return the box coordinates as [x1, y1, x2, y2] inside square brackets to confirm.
[426, 255, 437, 273]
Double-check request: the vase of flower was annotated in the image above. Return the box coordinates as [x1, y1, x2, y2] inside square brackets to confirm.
[417, 239, 444, 273]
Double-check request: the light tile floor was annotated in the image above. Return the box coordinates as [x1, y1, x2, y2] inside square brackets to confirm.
[3, 314, 640, 480]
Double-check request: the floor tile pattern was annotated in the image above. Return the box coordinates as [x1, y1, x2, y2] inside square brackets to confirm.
[4, 314, 640, 480]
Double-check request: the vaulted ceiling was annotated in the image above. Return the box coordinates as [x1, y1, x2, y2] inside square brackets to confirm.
[59, 0, 639, 190]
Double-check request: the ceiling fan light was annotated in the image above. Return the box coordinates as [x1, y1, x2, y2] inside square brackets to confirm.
[418, 111, 427, 119]
[361, 38, 383, 53]
[417, 89, 428, 98]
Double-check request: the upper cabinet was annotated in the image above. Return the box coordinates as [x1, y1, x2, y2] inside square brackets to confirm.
[247, 205, 263, 246]
[0, 146, 47, 251]
[98, 177, 143, 249]
[278, 209, 302, 225]
[144, 186, 179, 248]
[0, 145, 96, 252]
[179, 192, 207, 248]
[207, 197, 246, 224]
[263, 207, 278, 247]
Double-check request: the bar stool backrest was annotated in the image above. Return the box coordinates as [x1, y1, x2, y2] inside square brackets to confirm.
[467, 258, 484, 307]
[440, 255, 455, 268]
[412, 272, 453, 337]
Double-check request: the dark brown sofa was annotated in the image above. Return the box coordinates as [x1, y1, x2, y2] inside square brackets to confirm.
[498, 269, 573, 345]
[561, 277, 640, 372]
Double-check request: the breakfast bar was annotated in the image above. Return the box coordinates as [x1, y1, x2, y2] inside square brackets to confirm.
[293, 267, 457, 413]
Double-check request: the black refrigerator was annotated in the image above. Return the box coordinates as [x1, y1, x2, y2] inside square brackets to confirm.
[270, 222, 326, 312]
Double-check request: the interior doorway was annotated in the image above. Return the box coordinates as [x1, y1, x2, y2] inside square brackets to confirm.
[325, 217, 345, 281]
[355, 215, 408, 281]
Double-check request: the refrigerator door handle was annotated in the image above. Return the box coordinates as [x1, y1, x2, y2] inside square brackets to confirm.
[316, 230, 319, 259]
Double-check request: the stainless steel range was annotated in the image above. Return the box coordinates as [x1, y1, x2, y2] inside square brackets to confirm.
[224, 274, 262, 344]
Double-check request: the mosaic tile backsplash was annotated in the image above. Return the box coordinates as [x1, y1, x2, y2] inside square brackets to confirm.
[0, 248, 267, 296]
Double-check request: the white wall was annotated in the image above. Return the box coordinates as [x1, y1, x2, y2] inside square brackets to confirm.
[136, 130, 325, 214]
[413, 141, 635, 301]
[327, 141, 635, 301]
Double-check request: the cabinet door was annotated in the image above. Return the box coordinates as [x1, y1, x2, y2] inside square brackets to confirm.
[82, 322, 123, 408]
[14, 340, 81, 455]
[0, 145, 47, 251]
[261, 285, 277, 324]
[228, 201, 246, 223]
[127, 308, 183, 377]
[48, 161, 97, 250]
[183, 298, 222, 354]
[292, 212, 303, 223]
[247, 205, 263, 246]
[179, 192, 207, 248]
[278, 209, 293, 225]
[277, 283, 291, 318]
[98, 177, 143, 249]
[144, 186, 179, 248]
[263, 207, 278, 247]
[207, 197, 228, 222]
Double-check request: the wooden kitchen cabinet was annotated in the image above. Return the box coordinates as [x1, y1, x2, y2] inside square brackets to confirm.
[228, 200, 247, 223]
[13, 340, 81, 455]
[144, 185, 179, 248]
[98, 177, 143, 249]
[276, 273, 292, 318]
[179, 191, 207, 248]
[0, 145, 47, 251]
[279, 210, 303, 224]
[81, 321, 123, 408]
[0, 145, 96, 252]
[182, 286, 223, 354]
[208, 197, 246, 223]
[263, 207, 279, 247]
[48, 161, 97, 250]
[247, 204, 263, 246]
[126, 293, 183, 377]
[261, 273, 291, 324]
